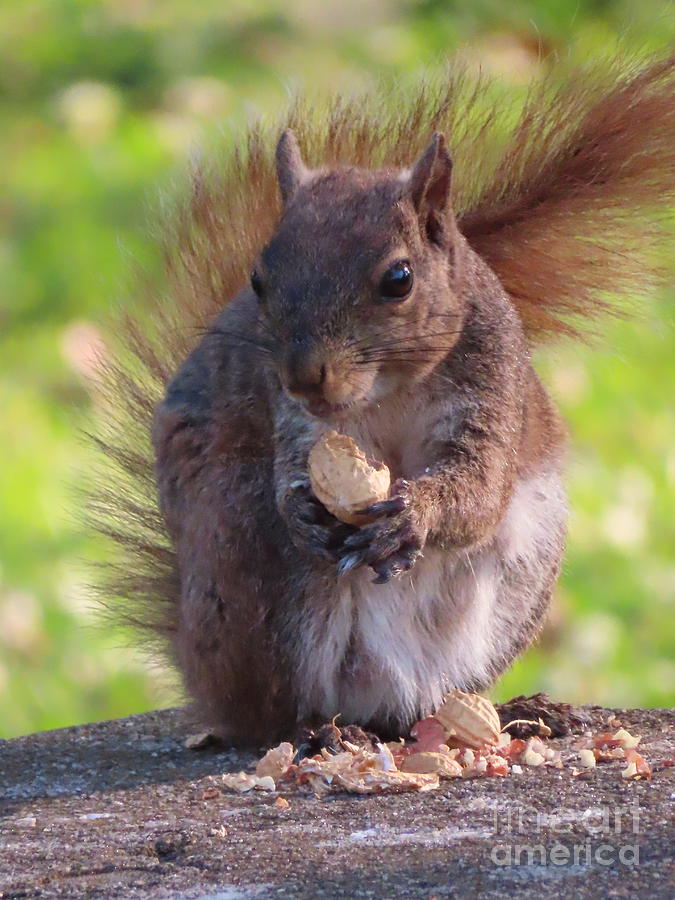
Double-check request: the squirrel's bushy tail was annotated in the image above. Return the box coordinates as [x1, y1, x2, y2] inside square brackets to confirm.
[93, 54, 675, 642]
[460, 54, 675, 338]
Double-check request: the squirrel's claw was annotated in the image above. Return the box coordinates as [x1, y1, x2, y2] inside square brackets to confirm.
[371, 545, 423, 583]
[359, 495, 408, 517]
[341, 515, 416, 558]
[306, 522, 357, 561]
[358, 478, 411, 518]
[336, 552, 362, 575]
[307, 529, 341, 560]
[283, 483, 357, 561]
[337, 510, 425, 582]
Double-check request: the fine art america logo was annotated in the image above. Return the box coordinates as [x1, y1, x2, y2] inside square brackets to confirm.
[490, 801, 641, 868]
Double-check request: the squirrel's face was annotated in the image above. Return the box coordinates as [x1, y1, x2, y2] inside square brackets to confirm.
[252, 131, 465, 420]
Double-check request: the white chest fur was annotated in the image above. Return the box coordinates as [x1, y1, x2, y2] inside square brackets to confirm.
[295, 470, 567, 727]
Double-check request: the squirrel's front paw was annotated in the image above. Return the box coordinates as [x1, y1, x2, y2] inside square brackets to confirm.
[337, 479, 427, 583]
[281, 481, 357, 561]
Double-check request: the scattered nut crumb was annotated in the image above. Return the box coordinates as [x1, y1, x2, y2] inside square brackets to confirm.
[256, 742, 295, 780]
[621, 760, 638, 779]
[184, 731, 220, 750]
[579, 749, 596, 768]
[522, 746, 545, 767]
[219, 772, 276, 793]
[401, 751, 462, 778]
[613, 727, 640, 749]
[207, 691, 658, 797]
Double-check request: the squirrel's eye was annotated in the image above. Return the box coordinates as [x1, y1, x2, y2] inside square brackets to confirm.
[379, 260, 414, 301]
[250, 269, 264, 298]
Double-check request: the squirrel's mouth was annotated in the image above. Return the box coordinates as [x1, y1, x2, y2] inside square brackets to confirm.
[304, 398, 355, 419]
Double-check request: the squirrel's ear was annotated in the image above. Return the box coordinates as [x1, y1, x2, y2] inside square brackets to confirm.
[275, 129, 309, 204]
[406, 132, 454, 244]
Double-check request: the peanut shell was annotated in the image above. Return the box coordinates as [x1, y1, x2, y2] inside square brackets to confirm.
[435, 689, 502, 749]
[308, 430, 390, 525]
[400, 751, 463, 778]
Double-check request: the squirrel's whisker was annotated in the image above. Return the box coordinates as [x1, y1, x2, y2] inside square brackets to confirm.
[353, 330, 463, 353]
[210, 327, 275, 355]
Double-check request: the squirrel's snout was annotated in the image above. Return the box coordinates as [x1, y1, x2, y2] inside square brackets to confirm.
[283, 343, 328, 399]
[281, 342, 361, 417]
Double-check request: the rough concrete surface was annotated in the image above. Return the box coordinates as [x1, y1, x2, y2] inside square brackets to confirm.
[1, 706, 673, 899]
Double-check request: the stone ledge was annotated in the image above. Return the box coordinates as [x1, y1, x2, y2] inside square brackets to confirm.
[0, 706, 673, 899]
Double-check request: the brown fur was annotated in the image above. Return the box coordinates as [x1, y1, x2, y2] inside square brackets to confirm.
[90, 57, 674, 740]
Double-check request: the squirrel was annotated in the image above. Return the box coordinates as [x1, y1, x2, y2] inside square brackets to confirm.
[95, 56, 674, 745]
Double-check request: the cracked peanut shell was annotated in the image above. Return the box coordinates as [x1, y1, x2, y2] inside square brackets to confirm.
[435, 689, 502, 749]
[308, 430, 391, 525]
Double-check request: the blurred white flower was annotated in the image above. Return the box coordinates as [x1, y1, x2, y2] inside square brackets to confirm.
[287, 0, 399, 32]
[549, 359, 589, 404]
[600, 466, 653, 550]
[56, 569, 94, 617]
[461, 33, 544, 84]
[165, 77, 232, 119]
[0, 590, 41, 653]
[363, 25, 410, 65]
[60, 320, 106, 382]
[56, 81, 121, 143]
[601, 503, 646, 549]
[151, 112, 202, 155]
[618, 466, 654, 506]
[570, 612, 621, 665]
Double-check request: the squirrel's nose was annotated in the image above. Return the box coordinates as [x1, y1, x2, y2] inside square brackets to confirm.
[284, 343, 327, 397]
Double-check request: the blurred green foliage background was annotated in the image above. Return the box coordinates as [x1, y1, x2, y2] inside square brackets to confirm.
[1, 1, 673, 738]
